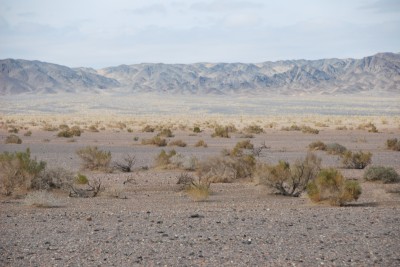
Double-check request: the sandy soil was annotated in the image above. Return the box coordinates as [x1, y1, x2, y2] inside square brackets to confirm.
[1, 119, 400, 266]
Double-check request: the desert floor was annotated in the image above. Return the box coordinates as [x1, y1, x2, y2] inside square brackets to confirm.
[1, 114, 400, 266]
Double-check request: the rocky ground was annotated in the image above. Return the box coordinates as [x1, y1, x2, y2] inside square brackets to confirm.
[1, 121, 400, 266]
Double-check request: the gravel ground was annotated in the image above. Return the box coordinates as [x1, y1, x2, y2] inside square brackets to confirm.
[1, 126, 400, 266]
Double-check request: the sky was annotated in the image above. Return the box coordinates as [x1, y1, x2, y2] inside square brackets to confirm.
[0, 0, 399, 68]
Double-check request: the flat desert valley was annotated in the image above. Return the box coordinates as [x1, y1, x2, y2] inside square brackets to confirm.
[1, 95, 400, 266]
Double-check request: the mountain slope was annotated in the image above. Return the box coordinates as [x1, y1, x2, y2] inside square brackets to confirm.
[1, 53, 399, 95]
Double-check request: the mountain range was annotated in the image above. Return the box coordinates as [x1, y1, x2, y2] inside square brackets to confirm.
[1, 52, 399, 95]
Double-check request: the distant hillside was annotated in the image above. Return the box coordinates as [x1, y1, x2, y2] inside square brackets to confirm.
[1, 53, 399, 95]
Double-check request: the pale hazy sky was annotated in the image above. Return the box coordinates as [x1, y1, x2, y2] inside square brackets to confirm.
[1, 0, 399, 68]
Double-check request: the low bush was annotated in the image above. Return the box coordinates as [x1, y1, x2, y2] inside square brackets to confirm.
[185, 177, 210, 202]
[158, 128, 174, 137]
[325, 143, 347, 155]
[24, 130, 32, 137]
[194, 140, 208, 147]
[212, 125, 230, 138]
[113, 154, 136, 172]
[357, 122, 378, 133]
[341, 150, 372, 169]
[386, 138, 400, 151]
[197, 153, 256, 183]
[176, 172, 195, 189]
[301, 126, 319, 134]
[0, 148, 46, 195]
[154, 149, 177, 167]
[308, 141, 327, 151]
[168, 139, 187, 147]
[142, 125, 155, 132]
[307, 168, 362, 206]
[243, 124, 264, 134]
[255, 153, 321, 197]
[75, 173, 89, 184]
[281, 124, 301, 131]
[76, 146, 112, 172]
[364, 166, 400, 183]
[231, 140, 254, 157]
[141, 136, 167, 146]
[32, 167, 74, 190]
[5, 134, 22, 144]
[193, 126, 201, 133]
[57, 126, 82, 138]
[88, 125, 99, 132]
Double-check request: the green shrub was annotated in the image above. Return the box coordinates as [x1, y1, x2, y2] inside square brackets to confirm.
[194, 139, 208, 147]
[76, 146, 112, 172]
[325, 143, 347, 155]
[308, 141, 327, 151]
[57, 129, 74, 138]
[5, 134, 22, 144]
[341, 150, 372, 169]
[193, 126, 201, 133]
[255, 153, 321, 197]
[364, 166, 400, 183]
[386, 138, 400, 151]
[75, 173, 89, 184]
[141, 136, 167, 146]
[57, 126, 82, 138]
[0, 148, 46, 195]
[168, 139, 187, 147]
[307, 168, 361, 206]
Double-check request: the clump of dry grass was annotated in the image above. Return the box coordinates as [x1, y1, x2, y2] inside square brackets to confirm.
[386, 138, 400, 151]
[5, 134, 22, 144]
[341, 150, 372, 169]
[184, 177, 211, 202]
[76, 146, 112, 172]
[194, 140, 208, 147]
[168, 139, 187, 147]
[141, 136, 167, 146]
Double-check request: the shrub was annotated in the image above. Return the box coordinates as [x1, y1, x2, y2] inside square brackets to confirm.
[243, 124, 264, 134]
[301, 126, 319, 134]
[308, 141, 326, 151]
[5, 134, 22, 144]
[194, 140, 208, 147]
[8, 127, 19, 133]
[75, 173, 89, 184]
[88, 125, 99, 132]
[326, 143, 347, 155]
[307, 168, 361, 206]
[113, 154, 136, 172]
[24, 191, 61, 208]
[185, 177, 210, 202]
[158, 128, 174, 137]
[176, 172, 195, 189]
[24, 130, 32, 137]
[364, 166, 400, 183]
[76, 146, 112, 171]
[386, 138, 400, 151]
[32, 167, 74, 190]
[341, 150, 372, 169]
[193, 126, 201, 133]
[142, 125, 155, 132]
[168, 139, 187, 147]
[154, 149, 177, 167]
[0, 148, 46, 195]
[212, 125, 230, 138]
[141, 136, 167, 146]
[57, 126, 82, 138]
[255, 153, 321, 197]
[197, 154, 256, 183]
[357, 122, 378, 132]
[57, 129, 74, 138]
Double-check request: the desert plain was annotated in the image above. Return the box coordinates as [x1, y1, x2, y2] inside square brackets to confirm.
[1, 95, 400, 266]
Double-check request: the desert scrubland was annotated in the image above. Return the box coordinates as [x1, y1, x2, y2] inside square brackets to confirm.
[1, 95, 400, 266]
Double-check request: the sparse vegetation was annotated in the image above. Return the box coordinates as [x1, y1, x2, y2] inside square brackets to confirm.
[154, 149, 177, 167]
[308, 141, 327, 151]
[142, 125, 155, 132]
[211, 125, 231, 138]
[255, 153, 321, 197]
[158, 128, 174, 137]
[281, 125, 319, 134]
[32, 167, 74, 190]
[5, 134, 22, 144]
[243, 124, 264, 134]
[364, 166, 400, 183]
[75, 173, 89, 184]
[76, 146, 112, 172]
[24, 130, 32, 136]
[194, 139, 208, 147]
[57, 126, 82, 138]
[307, 168, 361, 206]
[141, 136, 167, 146]
[326, 143, 347, 155]
[386, 138, 400, 151]
[185, 177, 211, 202]
[193, 126, 201, 133]
[176, 172, 195, 190]
[168, 139, 187, 147]
[341, 150, 372, 169]
[0, 148, 46, 195]
[113, 154, 136, 172]
[357, 122, 378, 133]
